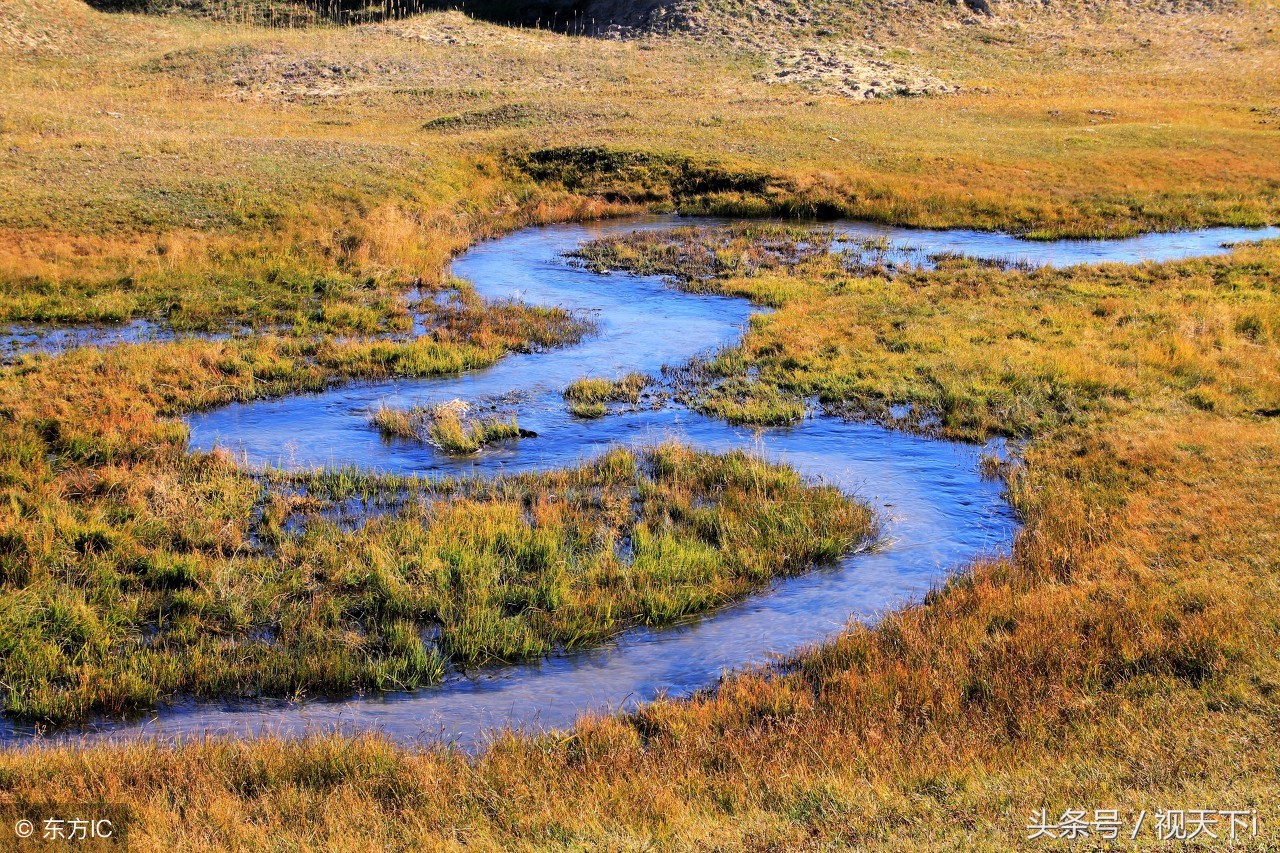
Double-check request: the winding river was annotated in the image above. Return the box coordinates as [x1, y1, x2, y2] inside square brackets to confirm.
[4, 216, 1276, 748]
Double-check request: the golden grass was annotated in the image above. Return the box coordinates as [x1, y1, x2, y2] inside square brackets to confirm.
[1, 1, 1278, 334]
[4, 237, 1277, 847]
[579, 226, 1280, 438]
[0, 0, 1278, 848]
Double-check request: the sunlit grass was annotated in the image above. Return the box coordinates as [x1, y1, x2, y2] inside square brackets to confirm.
[1, 0, 1277, 338]
[563, 372, 650, 417]
[0, 0, 1279, 846]
[371, 400, 522, 454]
[583, 225, 1280, 437]
[0, 427, 872, 722]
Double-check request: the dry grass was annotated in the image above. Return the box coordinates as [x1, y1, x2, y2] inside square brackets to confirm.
[0, 0, 1278, 848]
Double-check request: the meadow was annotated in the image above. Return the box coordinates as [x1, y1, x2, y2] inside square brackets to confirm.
[0, 0, 1278, 848]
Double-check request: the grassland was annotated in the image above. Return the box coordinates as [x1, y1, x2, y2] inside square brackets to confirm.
[0, 0, 1279, 848]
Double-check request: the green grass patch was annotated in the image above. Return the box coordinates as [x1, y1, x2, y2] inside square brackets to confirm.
[562, 372, 650, 417]
[0, 442, 873, 723]
[568, 400, 607, 419]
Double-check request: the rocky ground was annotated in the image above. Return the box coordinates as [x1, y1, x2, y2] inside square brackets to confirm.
[763, 46, 959, 99]
[587, 0, 972, 99]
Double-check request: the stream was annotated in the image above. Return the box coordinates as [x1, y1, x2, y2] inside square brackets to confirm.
[4, 216, 1276, 748]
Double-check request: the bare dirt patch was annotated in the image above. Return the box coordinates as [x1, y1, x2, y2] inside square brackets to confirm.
[768, 47, 958, 99]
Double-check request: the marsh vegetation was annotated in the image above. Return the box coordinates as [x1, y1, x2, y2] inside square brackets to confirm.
[0, 434, 872, 724]
[563, 372, 651, 418]
[580, 225, 1280, 437]
[371, 399, 524, 453]
[1, 0, 1278, 847]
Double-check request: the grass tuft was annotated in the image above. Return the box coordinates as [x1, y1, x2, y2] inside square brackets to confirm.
[371, 400, 524, 454]
[563, 372, 651, 417]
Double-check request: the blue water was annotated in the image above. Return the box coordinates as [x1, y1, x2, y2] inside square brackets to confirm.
[4, 216, 1275, 748]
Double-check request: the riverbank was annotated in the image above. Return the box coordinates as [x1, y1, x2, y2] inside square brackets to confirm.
[4, 395, 1277, 849]
[1, 217, 1031, 747]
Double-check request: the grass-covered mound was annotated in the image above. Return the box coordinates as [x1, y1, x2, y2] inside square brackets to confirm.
[562, 372, 651, 417]
[0, 410, 872, 724]
[371, 399, 524, 453]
